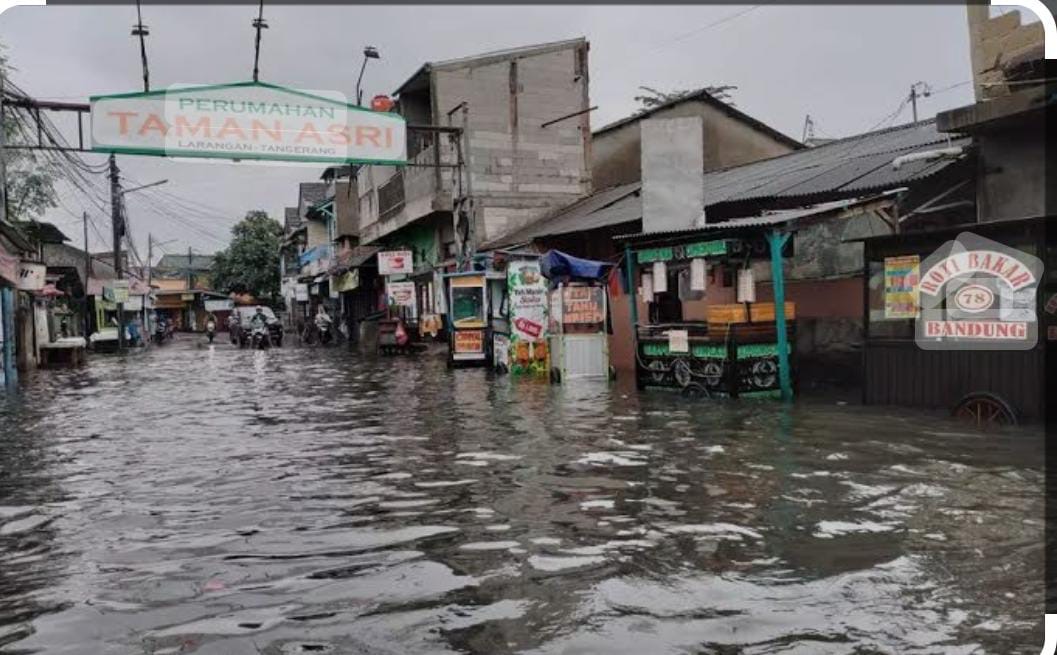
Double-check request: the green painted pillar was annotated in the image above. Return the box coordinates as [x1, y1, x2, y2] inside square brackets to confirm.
[768, 230, 792, 402]
[2, 286, 16, 390]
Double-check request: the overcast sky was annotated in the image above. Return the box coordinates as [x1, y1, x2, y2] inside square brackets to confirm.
[0, 4, 978, 261]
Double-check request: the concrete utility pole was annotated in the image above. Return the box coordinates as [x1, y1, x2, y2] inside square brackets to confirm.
[909, 82, 931, 123]
[187, 246, 193, 290]
[108, 153, 126, 350]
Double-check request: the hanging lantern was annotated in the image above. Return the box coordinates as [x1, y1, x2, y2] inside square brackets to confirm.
[690, 258, 707, 292]
[652, 261, 668, 294]
[640, 272, 654, 302]
[737, 268, 756, 303]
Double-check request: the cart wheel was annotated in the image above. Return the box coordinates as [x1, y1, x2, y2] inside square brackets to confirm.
[952, 392, 1018, 428]
[750, 358, 777, 390]
[672, 358, 693, 388]
[702, 361, 724, 388]
[647, 360, 667, 385]
[550, 367, 562, 384]
[682, 382, 709, 399]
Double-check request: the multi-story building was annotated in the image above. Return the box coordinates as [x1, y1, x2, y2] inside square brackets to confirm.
[350, 38, 593, 319]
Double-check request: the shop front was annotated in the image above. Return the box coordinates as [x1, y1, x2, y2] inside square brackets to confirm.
[859, 217, 1052, 425]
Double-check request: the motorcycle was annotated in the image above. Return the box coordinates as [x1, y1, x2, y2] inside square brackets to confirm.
[315, 317, 334, 346]
[205, 319, 216, 344]
[250, 325, 271, 350]
[153, 320, 169, 344]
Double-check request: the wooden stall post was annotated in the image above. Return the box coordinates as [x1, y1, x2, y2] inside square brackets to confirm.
[768, 230, 792, 402]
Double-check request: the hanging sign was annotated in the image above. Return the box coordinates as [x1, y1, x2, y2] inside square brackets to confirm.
[884, 255, 920, 319]
[294, 283, 309, 302]
[16, 263, 46, 291]
[103, 280, 130, 303]
[204, 299, 234, 312]
[91, 81, 407, 165]
[378, 250, 413, 276]
[332, 270, 360, 293]
[386, 281, 416, 308]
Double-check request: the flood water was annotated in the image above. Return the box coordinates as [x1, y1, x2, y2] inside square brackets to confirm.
[0, 340, 1045, 654]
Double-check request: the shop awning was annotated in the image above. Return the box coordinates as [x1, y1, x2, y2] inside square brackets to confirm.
[541, 250, 612, 282]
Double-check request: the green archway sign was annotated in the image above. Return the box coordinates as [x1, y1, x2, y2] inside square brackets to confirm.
[90, 81, 407, 165]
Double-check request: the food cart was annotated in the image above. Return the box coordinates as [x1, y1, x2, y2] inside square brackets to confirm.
[444, 271, 490, 367]
[540, 250, 614, 383]
[617, 229, 797, 399]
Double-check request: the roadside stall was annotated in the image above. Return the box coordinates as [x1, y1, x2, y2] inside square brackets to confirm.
[618, 226, 796, 399]
[492, 254, 549, 376]
[444, 271, 490, 367]
[540, 250, 614, 383]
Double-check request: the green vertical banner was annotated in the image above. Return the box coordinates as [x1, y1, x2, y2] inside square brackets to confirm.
[507, 259, 549, 376]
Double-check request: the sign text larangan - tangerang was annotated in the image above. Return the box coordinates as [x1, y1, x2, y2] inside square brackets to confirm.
[91, 82, 406, 165]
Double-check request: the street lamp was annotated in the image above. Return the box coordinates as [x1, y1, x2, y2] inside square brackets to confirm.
[121, 178, 168, 196]
[356, 46, 380, 106]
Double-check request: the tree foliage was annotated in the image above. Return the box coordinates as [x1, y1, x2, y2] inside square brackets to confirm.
[1, 44, 58, 222]
[210, 211, 282, 302]
[634, 85, 738, 111]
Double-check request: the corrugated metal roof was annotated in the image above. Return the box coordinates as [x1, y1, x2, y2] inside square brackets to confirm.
[486, 182, 642, 248]
[701, 119, 970, 207]
[615, 197, 884, 241]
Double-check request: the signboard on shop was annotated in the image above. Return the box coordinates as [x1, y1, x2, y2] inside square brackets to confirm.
[204, 299, 234, 312]
[454, 329, 484, 354]
[378, 250, 413, 276]
[561, 286, 605, 325]
[104, 280, 130, 303]
[386, 281, 416, 308]
[16, 263, 46, 292]
[884, 255, 920, 319]
[91, 81, 407, 165]
[294, 284, 309, 302]
[916, 232, 1043, 351]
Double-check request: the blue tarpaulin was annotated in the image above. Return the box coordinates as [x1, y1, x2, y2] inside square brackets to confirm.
[540, 250, 612, 282]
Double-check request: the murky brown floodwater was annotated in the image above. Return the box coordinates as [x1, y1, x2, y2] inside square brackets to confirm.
[0, 339, 1045, 654]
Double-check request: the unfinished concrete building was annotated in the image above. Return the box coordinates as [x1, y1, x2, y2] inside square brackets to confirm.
[353, 38, 593, 283]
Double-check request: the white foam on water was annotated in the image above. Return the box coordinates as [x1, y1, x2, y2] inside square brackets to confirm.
[528, 554, 607, 572]
[814, 520, 897, 539]
[459, 540, 520, 551]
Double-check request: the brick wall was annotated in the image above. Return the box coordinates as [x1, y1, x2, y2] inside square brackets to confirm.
[967, 6, 1044, 100]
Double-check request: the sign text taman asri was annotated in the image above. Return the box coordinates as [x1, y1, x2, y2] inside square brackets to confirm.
[91, 81, 406, 165]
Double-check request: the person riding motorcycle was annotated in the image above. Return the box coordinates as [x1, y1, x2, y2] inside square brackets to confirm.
[205, 312, 218, 343]
[313, 305, 334, 344]
[250, 306, 271, 347]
